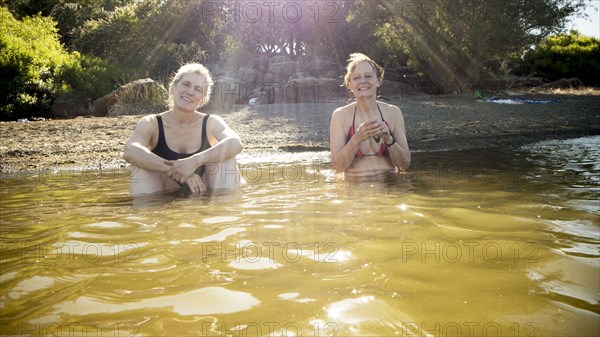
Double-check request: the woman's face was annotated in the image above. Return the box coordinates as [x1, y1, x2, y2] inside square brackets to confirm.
[348, 61, 380, 98]
[171, 73, 207, 111]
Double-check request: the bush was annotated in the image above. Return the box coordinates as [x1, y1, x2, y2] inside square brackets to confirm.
[521, 31, 600, 87]
[0, 7, 124, 120]
[59, 52, 123, 99]
[74, 0, 224, 80]
[0, 7, 76, 119]
[49, 2, 104, 48]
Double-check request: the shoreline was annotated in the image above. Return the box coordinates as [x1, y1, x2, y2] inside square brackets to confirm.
[1, 93, 599, 175]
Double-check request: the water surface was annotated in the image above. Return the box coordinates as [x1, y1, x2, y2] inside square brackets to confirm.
[1, 137, 599, 336]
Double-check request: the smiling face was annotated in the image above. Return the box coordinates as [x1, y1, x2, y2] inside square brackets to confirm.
[167, 63, 213, 111]
[170, 73, 208, 112]
[348, 61, 381, 98]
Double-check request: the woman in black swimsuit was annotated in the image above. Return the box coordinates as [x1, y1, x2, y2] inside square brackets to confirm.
[330, 53, 410, 176]
[123, 63, 243, 196]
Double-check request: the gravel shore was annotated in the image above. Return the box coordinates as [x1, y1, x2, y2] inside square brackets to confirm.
[1, 93, 599, 173]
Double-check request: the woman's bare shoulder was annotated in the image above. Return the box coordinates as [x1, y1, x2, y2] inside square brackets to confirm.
[377, 101, 402, 113]
[332, 101, 355, 117]
[137, 113, 160, 123]
[205, 113, 224, 122]
[204, 113, 231, 130]
[133, 114, 161, 133]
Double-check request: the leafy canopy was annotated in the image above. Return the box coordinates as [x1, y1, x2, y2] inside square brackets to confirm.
[0, 0, 593, 120]
[347, 0, 586, 92]
[1, 6, 74, 119]
[523, 30, 600, 86]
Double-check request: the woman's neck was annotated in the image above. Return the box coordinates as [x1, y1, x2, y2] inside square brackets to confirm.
[355, 97, 378, 114]
[168, 109, 197, 126]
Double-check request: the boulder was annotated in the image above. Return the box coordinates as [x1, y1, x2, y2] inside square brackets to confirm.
[266, 61, 300, 85]
[262, 72, 278, 84]
[52, 94, 91, 119]
[475, 79, 509, 90]
[508, 77, 548, 89]
[93, 78, 164, 116]
[208, 76, 242, 111]
[92, 92, 119, 117]
[541, 78, 584, 89]
[269, 55, 293, 64]
[379, 80, 422, 98]
[247, 55, 270, 73]
[324, 70, 341, 80]
[258, 82, 284, 104]
[289, 72, 312, 81]
[207, 64, 229, 78]
[302, 59, 341, 77]
[227, 55, 347, 104]
[238, 67, 263, 85]
[284, 77, 345, 103]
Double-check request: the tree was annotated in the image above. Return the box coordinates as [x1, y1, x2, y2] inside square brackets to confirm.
[224, 0, 357, 61]
[0, 6, 74, 119]
[74, 0, 228, 79]
[49, 2, 109, 48]
[1, 0, 60, 18]
[522, 30, 600, 86]
[224, 0, 316, 57]
[1, 0, 131, 19]
[349, 0, 586, 93]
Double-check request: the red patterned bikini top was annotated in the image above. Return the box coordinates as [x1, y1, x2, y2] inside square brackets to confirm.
[345, 105, 389, 158]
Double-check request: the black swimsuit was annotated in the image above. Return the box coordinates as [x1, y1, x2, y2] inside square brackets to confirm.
[152, 114, 211, 176]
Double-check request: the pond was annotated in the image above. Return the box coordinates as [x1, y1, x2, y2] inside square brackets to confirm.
[1, 136, 598, 336]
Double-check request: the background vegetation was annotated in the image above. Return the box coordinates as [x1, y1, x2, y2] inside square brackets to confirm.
[518, 30, 600, 86]
[1, 0, 597, 120]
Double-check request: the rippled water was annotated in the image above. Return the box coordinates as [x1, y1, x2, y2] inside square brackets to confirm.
[1, 137, 598, 336]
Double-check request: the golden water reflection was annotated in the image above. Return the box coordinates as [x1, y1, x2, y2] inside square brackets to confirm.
[1, 138, 599, 336]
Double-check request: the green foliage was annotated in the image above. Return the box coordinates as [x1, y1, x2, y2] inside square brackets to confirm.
[223, 43, 256, 71]
[0, 6, 73, 119]
[2, 0, 132, 18]
[2, 0, 592, 120]
[49, 2, 105, 48]
[224, 0, 357, 62]
[521, 31, 600, 86]
[0, 6, 123, 120]
[74, 3, 137, 61]
[74, 0, 226, 80]
[58, 52, 122, 99]
[349, 0, 585, 93]
[1, 0, 60, 18]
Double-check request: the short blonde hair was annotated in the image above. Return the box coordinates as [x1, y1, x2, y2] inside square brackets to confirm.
[343, 53, 385, 88]
[167, 63, 213, 109]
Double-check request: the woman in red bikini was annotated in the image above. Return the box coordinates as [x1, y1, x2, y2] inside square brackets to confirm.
[123, 63, 243, 196]
[330, 53, 411, 176]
